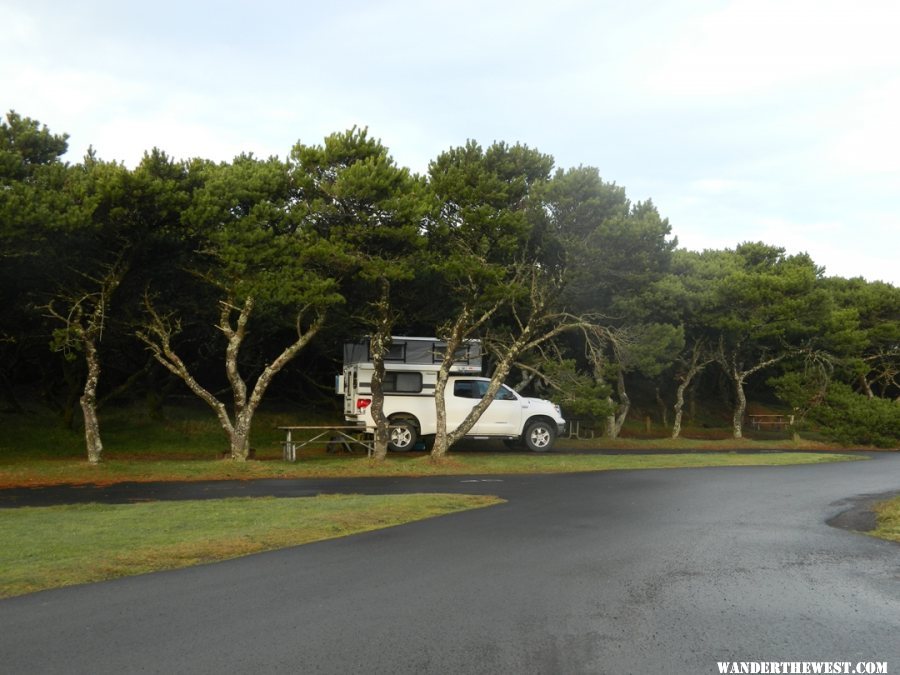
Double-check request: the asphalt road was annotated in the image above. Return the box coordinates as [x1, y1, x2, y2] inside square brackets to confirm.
[1, 455, 899, 674]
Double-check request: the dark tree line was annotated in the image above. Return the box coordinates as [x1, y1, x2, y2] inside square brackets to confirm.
[1, 110, 898, 461]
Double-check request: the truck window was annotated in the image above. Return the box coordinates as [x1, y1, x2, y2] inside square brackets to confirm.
[453, 380, 518, 400]
[495, 385, 518, 401]
[453, 381, 477, 398]
[384, 372, 422, 393]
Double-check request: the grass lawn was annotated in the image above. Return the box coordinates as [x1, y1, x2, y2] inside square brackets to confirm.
[0, 405, 871, 487]
[0, 493, 503, 598]
[873, 495, 900, 544]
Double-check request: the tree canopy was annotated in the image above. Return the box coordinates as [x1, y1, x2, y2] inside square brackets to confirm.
[1, 109, 897, 458]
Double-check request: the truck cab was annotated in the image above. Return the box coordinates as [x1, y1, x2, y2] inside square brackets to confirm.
[444, 376, 566, 450]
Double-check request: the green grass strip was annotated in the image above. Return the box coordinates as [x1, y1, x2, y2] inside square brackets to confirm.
[0, 494, 502, 598]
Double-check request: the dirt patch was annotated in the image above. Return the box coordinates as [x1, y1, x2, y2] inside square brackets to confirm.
[827, 490, 900, 533]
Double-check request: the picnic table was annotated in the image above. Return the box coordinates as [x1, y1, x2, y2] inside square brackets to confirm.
[747, 414, 795, 431]
[278, 426, 375, 461]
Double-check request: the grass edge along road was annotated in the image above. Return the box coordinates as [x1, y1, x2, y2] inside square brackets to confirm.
[873, 495, 900, 544]
[0, 493, 503, 599]
[0, 450, 865, 488]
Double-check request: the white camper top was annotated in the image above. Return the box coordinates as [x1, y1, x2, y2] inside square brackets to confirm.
[342, 336, 482, 374]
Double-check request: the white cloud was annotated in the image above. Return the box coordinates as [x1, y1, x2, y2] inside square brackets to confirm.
[645, 0, 900, 101]
[824, 78, 900, 177]
[0, 4, 36, 44]
[689, 178, 754, 195]
[4, 65, 147, 117]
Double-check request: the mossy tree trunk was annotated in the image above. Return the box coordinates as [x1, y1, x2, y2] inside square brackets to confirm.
[47, 260, 127, 464]
[365, 279, 395, 461]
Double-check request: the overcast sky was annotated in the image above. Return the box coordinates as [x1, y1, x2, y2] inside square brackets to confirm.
[3, 0, 898, 285]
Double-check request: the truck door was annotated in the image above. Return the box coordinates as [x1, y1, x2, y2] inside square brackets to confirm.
[450, 380, 522, 436]
[473, 382, 523, 435]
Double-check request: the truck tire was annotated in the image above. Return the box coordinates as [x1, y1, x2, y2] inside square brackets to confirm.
[388, 418, 418, 452]
[523, 418, 556, 452]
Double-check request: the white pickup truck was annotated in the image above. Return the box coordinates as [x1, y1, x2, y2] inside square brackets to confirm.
[338, 337, 566, 452]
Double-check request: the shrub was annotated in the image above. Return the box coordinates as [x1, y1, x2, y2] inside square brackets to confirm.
[809, 383, 900, 448]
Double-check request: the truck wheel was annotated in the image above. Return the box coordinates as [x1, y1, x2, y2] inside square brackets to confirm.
[523, 419, 555, 452]
[388, 418, 418, 452]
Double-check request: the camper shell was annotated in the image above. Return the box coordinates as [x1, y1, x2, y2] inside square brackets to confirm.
[342, 336, 483, 374]
[337, 337, 566, 452]
[339, 337, 482, 418]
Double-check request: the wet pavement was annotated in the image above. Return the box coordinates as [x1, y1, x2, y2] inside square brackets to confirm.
[1, 454, 899, 673]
